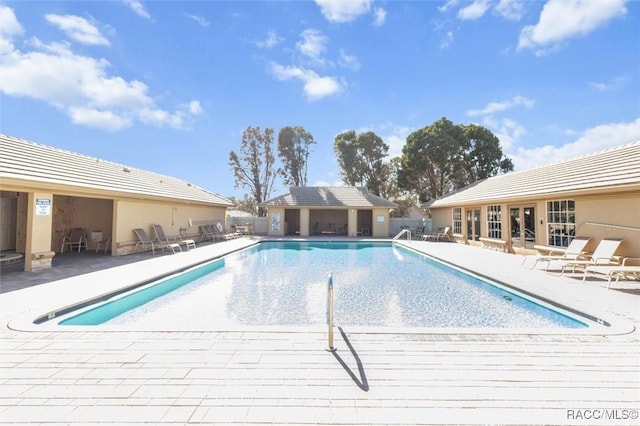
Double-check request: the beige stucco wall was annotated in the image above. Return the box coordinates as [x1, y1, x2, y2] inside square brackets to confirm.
[114, 200, 227, 254]
[371, 208, 390, 238]
[575, 193, 640, 257]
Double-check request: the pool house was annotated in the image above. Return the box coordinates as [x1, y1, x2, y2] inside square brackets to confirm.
[424, 142, 640, 257]
[0, 134, 233, 271]
[260, 186, 397, 238]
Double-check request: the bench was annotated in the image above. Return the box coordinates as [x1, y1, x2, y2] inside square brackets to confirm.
[479, 237, 508, 252]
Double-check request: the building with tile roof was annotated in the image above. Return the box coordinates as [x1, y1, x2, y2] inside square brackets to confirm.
[0, 134, 233, 271]
[424, 142, 640, 256]
[260, 186, 397, 237]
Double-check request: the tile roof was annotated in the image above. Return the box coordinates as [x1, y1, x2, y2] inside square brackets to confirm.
[425, 141, 640, 208]
[261, 186, 398, 208]
[0, 134, 233, 206]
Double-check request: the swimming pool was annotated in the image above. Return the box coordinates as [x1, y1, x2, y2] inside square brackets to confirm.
[55, 241, 589, 329]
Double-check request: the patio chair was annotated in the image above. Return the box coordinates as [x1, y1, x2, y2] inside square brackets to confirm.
[60, 228, 88, 253]
[527, 237, 592, 271]
[133, 228, 180, 254]
[152, 224, 191, 251]
[423, 226, 451, 242]
[559, 238, 625, 275]
[583, 257, 640, 289]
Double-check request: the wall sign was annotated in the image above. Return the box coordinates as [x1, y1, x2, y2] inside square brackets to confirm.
[35, 198, 51, 216]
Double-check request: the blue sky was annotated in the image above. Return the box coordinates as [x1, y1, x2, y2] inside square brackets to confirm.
[1, 0, 639, 200]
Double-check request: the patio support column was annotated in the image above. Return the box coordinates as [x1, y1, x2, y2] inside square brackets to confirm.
[348, 209, 358, 237]
[25, 191, 55, 272]
[300, 208, 309, 237]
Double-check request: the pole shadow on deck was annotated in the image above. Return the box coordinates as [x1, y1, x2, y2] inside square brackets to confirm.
[331, 326, 369, 392]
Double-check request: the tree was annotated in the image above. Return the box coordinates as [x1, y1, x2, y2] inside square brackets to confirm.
[398, 117, 513, 202]
[277, 126, 315, 187]
[226, 194, 259, 216]
[229, 126, 278, 216]
[334, 130, 389, 196]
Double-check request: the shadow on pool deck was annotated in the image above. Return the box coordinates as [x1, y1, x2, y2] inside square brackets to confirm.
[0, 242, 218, 294]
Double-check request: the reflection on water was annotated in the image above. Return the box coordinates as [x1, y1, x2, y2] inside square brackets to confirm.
[106, 241, 585, 329]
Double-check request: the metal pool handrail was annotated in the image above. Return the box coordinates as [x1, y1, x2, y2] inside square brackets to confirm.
[326, 271, 336, 352]
[393, 228, 411, 240]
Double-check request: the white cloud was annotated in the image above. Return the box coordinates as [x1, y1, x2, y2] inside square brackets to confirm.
[492, 118, 526, 151]
[269, 62, 343, 101]
[372, 7, 387, 27]
[255, 29, 283, 49]
[466, 96, 535, 117]
[440, 30, 454, 49]
[0, 6, 24, 38]
[589, 75, 628, 92]
[518, 0, 627, 53]
[338, 50, 360, 70]
[186, 14, 210, 27]
[69, 107, 131, 131]
[296, 29, 328, 66]
[458, 0, 491, 20]
[380, 124, 413, 158]
[314, 0, 372, 23]
[122, 0, 151, 19]
[495, 0, 526, 21]
[0, 6, 24, 54]
[0, 7, 201, 132]
[45, 14, 110, 46]
[466, 96, 535, 151]
[438, 0, 460, 13]
[508, 117, 640, 171]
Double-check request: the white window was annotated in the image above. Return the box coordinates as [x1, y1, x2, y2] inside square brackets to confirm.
[487, 205, 501, 239]
[546, 200, 575, 247]
[452, 208, 462, 234]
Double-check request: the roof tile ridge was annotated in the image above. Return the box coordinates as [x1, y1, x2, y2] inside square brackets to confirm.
[1, 133, 217, 194]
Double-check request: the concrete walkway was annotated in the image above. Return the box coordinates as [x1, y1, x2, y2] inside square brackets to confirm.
[1, 238, 639, 425]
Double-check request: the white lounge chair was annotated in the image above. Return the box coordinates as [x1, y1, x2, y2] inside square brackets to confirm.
[212, 222, 240, 240]
[527, 237, 592, 270]
[423, 226, 451, 242]
[583, 257, 640, 289]
[133, 228, 180, 254]
[559, 238, 625, 275]
[152, 224, 193, 251]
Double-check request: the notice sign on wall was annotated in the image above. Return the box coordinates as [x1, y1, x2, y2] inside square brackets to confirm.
[35, 198, 51, 216]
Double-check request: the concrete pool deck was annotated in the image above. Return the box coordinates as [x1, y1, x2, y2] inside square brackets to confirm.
[1, 237, 639, 424]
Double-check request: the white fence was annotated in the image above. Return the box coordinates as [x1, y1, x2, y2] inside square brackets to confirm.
[227, 216, 268, 235]
[389, 218, 432, 237]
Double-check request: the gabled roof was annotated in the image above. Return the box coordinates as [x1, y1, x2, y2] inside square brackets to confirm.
[0, 134, 233, 206]
[425, 141, 640, 208]
[261, 186, 397, 208]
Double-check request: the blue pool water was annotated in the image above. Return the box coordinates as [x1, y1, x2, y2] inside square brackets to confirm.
[60, 241, 587, 329]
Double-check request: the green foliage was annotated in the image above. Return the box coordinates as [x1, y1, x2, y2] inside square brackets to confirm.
[389, 197, 416, 218]
[334, 130, 389, 196]
[278, 126, 315, 187]
[228, 126, 278, 216]
[226, 195, 258, 216]
[399, 117, 513, 202]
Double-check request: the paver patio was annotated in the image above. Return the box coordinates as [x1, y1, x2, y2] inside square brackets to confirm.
[1, 238, 639, 425]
